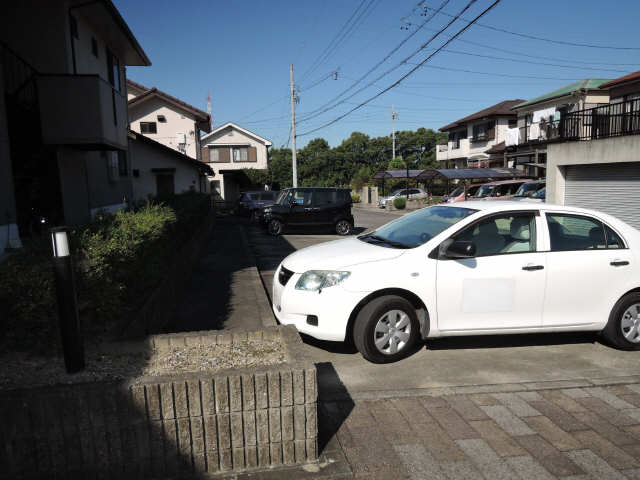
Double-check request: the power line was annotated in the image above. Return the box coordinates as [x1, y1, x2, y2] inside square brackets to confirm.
[236, 94, 289, 122]
[425, 6, 640, 50]
[297, 0, 502, 137]
[296, 0, 452, 122]
[297, 0, 481, 125]
[409, 63, 588, 80]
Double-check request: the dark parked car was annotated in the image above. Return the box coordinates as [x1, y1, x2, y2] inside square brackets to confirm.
[261, 187, 354, 236]
[236, 190, 279, 220]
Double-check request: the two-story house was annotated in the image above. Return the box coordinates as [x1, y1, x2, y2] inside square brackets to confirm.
[200, 122, 272, 202]
[436, 100, 524, 170]
[126, 79, 211, 161]
[506, 79, 611, 176]
[1, 0, 150, 254]
[545, 71, 640, 230]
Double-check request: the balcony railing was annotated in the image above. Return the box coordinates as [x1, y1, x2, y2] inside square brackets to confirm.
[36, 74, 128, 150]
[562, 98, 640, 141]
[1, 41, 38, 110]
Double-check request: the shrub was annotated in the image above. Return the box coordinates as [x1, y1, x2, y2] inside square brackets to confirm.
[393, 197, 406, 209]
[351, 193, 361, 203]
[0, 192, 211, 353]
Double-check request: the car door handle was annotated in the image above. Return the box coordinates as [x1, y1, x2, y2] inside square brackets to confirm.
[610, 260, 629, 267]
[522, 264, 544, 271]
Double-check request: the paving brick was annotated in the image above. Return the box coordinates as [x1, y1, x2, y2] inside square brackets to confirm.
[572, 429, 639, 470]
[539, 390, 587, 413]
[515, 434, 584, 477]
[576, 397, 639, 426]
[492, 393, 541, 417]
[573, 411, 638, 446]
[446, 395, 489, 421]
[390, 397, 435, 424]
[480, 405, 535, 436]
[562, 388, 591, 399]
[408, 418, 467, 462]
[469, 420, 526, 457]
[606, 384, 636, 396]
[628, 385, 640, 395]
[469, 393, 501, 406]
[456, 438, 517, 479]
[624, 408, 640, 423]
[620, 394, 640, 408]
[626, 424, 640, 440]
[566, 449, 627, 479]
[622, 443, 640, 459]
[622, 468, 640, 479]
[527, 400, 587, 432]
[393, 444, 444, 479]
[439, 460, 484, 479]
[524, 415, 582, 451]
[516, 391, 543, 402]
[367, 401, 417, 444]
[428, 405, 478, 440]
[505, 455, 556, 480]
[586, 387, 637, 409]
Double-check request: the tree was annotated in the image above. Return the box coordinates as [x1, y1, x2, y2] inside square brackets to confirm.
[388, 157, 406, 169]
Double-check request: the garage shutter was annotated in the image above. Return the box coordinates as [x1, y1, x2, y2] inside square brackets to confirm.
[564, 162, 640, 231]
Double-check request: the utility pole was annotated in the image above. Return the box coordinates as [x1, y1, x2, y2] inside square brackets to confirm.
[392, 105, 398, 159]
[290, 63, 298, 187]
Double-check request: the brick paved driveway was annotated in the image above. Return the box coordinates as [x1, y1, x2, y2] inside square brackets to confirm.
[318, 383, 640, 479]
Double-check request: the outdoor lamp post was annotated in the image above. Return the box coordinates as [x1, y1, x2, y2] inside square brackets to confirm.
[50, 226, 84, 373]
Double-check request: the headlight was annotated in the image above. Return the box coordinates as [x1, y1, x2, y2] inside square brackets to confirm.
[295, 270, 350, 292]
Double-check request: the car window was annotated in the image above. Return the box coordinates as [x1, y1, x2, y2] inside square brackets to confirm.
[454, 213, 537, 256]
[605, 225, 625, 249]
[475, 185, 494, 197]
[260, 192, 275, 201]
[409, 189, 420, 195]
[292, 190, 312, 206]
[313, 190, 337, 205]
[546, 213, 606, 251]
[533, 187, 546, 199]
[249, 193, 260, 200]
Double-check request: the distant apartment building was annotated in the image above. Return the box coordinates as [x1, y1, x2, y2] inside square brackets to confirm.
[436, 100, 524, 169]
[126, 79, 211, 161]
[506, 79, 611, 177]
[1, 0, 150, 254]
[200, 122, 272, 201]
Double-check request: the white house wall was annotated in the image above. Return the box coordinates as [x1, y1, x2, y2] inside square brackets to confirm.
[129, 138, 203, 203]
[129, 98, 201, 159]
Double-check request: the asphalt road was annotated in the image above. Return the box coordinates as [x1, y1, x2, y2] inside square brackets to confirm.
[246, 207, 640, 400]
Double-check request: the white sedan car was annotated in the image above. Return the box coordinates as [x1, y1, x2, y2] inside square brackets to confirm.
[273, 202, 640, 363]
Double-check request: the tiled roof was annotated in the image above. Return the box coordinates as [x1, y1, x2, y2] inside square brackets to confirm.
[486, 141, 506, 154]
[599, 71, 640, 89]
[512, 79, 612, 110]
[439, 100, 525, 132]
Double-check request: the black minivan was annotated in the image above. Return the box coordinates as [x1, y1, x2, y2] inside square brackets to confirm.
[261, 187, 353, 236]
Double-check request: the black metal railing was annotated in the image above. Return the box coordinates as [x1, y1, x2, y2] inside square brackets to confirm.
[1, 41, 38, 109]
[562, 98, 640, 141]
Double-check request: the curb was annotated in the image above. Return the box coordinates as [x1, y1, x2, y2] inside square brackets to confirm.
[238, 222, 277, 328]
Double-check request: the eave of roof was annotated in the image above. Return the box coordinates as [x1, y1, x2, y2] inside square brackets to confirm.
[201, 122, 273, 146]
[599, 70, 640, 89]
[512, 79, 612, 110]
[439, 99, 525, 132]
[128, 87, 211, 129]
[129, 130, 213, 175]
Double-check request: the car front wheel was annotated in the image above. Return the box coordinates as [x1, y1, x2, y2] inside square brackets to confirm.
[268, 219, 283, 236]
[602, 292, 640, 350]
[353, 295, 420, 363]
[335, 219, 352, 236]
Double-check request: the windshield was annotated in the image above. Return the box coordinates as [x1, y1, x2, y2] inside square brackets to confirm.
[359, 206, 476, 249]
[515, 182, 543, 197]
[275, 190, 291, 205]
[474, 185, 494, 198]
[534, 187, 546, 199]
[448, 186, 464, 197]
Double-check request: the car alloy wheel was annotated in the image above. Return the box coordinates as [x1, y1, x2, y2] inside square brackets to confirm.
[268, 219, 282, 236]
[374, 309, 411, 354]
[620, 303, 640, 343]
[336, 220, 351, 235]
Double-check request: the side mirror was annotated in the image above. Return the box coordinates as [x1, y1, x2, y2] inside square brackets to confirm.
[443, 240, 476, 259]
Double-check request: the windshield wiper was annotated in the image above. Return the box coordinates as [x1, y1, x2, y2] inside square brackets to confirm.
[360, 234, 412, 249]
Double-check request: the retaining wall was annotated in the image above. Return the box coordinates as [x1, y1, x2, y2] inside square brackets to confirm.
[0, 325, 317, 478]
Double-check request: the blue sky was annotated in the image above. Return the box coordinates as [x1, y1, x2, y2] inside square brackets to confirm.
[115, 0, 640, 148]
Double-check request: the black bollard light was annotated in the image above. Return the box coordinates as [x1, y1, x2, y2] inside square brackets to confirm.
[50, 226, 84, 373]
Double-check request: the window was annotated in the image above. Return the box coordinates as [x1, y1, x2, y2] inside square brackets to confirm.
[313, 190, 337, 205]
[454, 213, 536, 257]
[232, 147, 248, 162]
[452, 130, 465, 149]
[605, 225, 625, 249]
[157, 115, 167, 123]
[106, 151, 118, 182]
[106, 49, 120, 92]
[117, 151, 128, 177]
[140, 122, 157, 134]
[70, 16, 78, 39]
[211, 147, 229, 163]
[91, 37, 98, 57]
[292, 190, 312, 206]
[546, 213, 608, 251]
[260, 192, 276, 201]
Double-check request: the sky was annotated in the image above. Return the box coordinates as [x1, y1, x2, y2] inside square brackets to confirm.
[115, 0, 640, 148]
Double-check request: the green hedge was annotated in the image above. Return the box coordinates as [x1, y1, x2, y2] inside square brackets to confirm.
[393, 197, 406, 209]
[0, 192, 211, 354]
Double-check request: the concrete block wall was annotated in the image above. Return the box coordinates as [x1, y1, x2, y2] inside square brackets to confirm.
[0, 326, 317, 478]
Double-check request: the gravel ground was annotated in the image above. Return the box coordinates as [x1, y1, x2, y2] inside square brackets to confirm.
[0, 339, 286, 391]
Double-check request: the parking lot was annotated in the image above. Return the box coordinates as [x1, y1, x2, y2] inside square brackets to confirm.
[246, 206, 640, 400]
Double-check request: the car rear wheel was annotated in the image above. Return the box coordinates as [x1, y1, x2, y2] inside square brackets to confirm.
[353, 295, 420, 363]
[335, 219, 352, 236]
[268, 219, 283, 236]
[602, 292, 640, 350]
